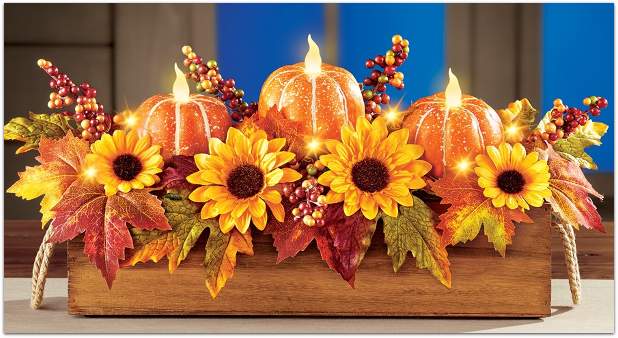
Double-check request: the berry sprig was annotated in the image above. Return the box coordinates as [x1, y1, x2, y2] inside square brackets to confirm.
[180, 45, 258, 122]
[361, 34, 410, 121]
[37, 58, 116, 141]
[282, 159, 328, 227]
[529, 96, 609, 145]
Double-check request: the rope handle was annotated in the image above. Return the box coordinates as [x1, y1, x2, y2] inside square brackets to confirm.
[551, 220, 581, 305]
[30, 225, 56, 309]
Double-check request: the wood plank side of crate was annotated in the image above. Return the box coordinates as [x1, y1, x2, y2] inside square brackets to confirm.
[68, 205, 551, 317]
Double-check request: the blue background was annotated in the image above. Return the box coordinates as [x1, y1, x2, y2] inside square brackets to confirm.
[217, 3, 613, 172]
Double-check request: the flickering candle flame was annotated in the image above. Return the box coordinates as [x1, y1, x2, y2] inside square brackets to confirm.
[304, 34, 322, 75]
[445, 68, 462, 108]
[173, 63, 190, 102]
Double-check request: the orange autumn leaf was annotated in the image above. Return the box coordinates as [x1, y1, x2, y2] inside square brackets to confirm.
[256, 105, 308, 158]
[544, 145, 604, 233]
[430, 172, 533, 256]
[49, 179, 171, 287]
[7, 132, 90, 227]
[204, 226, 254, 298]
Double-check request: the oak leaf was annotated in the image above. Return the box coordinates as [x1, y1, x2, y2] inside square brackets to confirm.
[4, 112, 77, 154]
[49, 179, 171, 287]
[7, 132, 90, 227]
[380, 197, 451, 288]
[430, 173, 533, 256]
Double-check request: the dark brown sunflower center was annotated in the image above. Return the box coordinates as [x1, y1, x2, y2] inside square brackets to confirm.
[496, 170, 526, 194]
[351, 158, 390, 193]
[227, 164, 264, 199]
[112, 154, 143, 181]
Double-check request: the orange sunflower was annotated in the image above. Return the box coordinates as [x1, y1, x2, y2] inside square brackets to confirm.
[317, 116, 432, 219]
[85, 129, 164, 196]
[474, 142, 551, 210]
[187, 128, 302, 234]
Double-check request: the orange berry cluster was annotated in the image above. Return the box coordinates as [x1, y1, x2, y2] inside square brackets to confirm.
[361, 34, 410, 121]
[282, 159, 328, 227]
[180, 45, 258, 122]
[529, 96, 608, 145]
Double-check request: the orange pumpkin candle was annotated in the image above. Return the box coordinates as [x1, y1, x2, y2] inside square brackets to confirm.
[133, 64, 232, 160]
[402, 69, 504, 178]
[258, 35, 364, 140]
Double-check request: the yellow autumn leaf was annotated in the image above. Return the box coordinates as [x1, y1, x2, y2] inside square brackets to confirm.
[552, 120, 608, 170]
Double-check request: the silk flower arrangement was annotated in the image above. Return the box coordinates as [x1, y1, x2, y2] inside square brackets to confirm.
[5, 34, 609, 298]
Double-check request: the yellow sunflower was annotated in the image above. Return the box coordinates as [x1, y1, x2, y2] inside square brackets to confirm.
[474, 142, 551, 210]
[317, 116, 432, 219]
[85, 129, 163, 196]
[187, 128, 302, 234]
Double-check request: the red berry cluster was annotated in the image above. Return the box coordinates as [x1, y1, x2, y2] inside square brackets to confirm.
[37, 58, 114, 141]
[282, 159, 328, 227]
[180, 45, 258, 122]
[361, 34, 410, 121]
[530, 96, 609, 145]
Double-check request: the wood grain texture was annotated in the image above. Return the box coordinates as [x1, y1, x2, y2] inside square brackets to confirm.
[67, 205, 551, 317]
[7, 219, 611, 280]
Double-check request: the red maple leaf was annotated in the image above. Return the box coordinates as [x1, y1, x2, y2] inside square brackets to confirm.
[49, 179, 171, 287]
[264, 201, 377, 287]
[430, 172, 533, 257]
[157, 155, 200, 192]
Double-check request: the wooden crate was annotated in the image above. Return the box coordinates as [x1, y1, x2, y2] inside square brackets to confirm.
[68, 205, 551, 317]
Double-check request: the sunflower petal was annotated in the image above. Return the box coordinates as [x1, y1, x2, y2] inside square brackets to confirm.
[248, 197, 266, 218]
[219, 213, 236, 233]
[280, 167, 302, 183]
[326, 190, 345, 204]
[359, 193, 374, 211]
[343, 202, 360, 216]
[133, 133, 152, 155]
[253, 212, 267, 230]
[118, 181, 132, 193]
[267, 138, 286, 153]
[215, 198, 236, 214]
[381, 198, 399, 217]
[345, 189, 359, 206]
[331, 176, 350, 193]
[317, 170, 337, 186]
[492, 193, 506, 208]
[189, 186, 212, 203]
[265, 200, 285, 222]
[505, 195, 518, 209]
[361, 204, 379, 220]
[273, 151, 296, 168]
[187, 171, 209, 185]
[236, 212, 251, 234]
[265, 168, 284, 186]
[260, 189, 282, 203]
[391, 193, 414, 207]
[112, 130, 127, 153]
[201, 200, 219, 219]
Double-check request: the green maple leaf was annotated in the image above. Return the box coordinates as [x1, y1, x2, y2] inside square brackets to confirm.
[4, 112, 77, 154]
[122, 188, 215, 273]
[552, 120, 608, 170]
[204, 223, 253, 298]
[380, 196, 452, 288]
